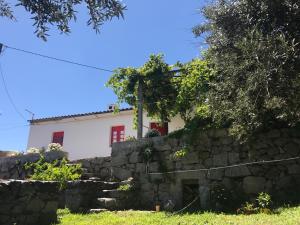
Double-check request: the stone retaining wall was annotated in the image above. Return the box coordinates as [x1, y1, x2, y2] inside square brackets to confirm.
[65, 180, 111, 212]
[110, 128, 300, 210]
[72, 157, 111, 180]
[0, 151, 67, 179]
[0, 180, 60, 225]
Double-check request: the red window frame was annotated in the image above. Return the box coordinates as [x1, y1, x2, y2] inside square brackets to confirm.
[150, 122, 168, 136]
[110, 125, 125, 145]
[52, 131, 64, 146]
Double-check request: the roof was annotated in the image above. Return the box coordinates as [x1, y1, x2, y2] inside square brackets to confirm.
[29, 107, 133, 123]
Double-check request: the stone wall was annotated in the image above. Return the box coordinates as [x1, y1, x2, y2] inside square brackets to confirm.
[72, 157, 111, 180]
[0, 151, 18, 157]
[0, 151, 67, 179]
[0, 180, 60, 225]
[110, 128, 300, 210]
[65, 180, 110, 212]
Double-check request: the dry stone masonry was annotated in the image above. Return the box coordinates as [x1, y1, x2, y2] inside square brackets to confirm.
[108, 128, 300, 210]
[0, 180, 60, 225]
[0, 151, 67, 180]
[72, 157, 111, 180]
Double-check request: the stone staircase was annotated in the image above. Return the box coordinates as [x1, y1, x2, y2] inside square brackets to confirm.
[67, 162, 137, 212]
[89, 178, 136, 213]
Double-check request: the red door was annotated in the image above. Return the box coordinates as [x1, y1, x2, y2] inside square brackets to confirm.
[111, 126, 125, 145]
[150, 123, 168, 136]
[52, 131, 64, 146]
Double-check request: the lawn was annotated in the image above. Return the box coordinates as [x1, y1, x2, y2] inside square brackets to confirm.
[57, 206, 300, 225]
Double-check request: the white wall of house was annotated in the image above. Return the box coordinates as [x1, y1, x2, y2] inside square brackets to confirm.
[27, 110, 185, 160]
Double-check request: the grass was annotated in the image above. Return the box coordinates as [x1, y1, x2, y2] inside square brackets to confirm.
[57, 206, 300, 225]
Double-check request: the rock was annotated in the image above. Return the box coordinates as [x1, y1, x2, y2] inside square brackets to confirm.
[213, 153, 228, 167]
[277, 176, 292, 189]
[204, 158, 213, 167]
[43, 201, 58, 213]
[97, 198, 117, 210]
[225, 166, 251, 177]
[284, 143, 299, 156]
[112, 167, 132, 180]
[267, 148, 279, 156]
[27, 198, 45, 212]
[266, 130, 281, 138]
[228, 153, 239, 164]
[181, 151, 199, 164]
[111, 153, 128, 167]
[220, 137, 233, 145]
[136, 163, 146, 174]
[207, 169, 224, 180]
[287, 164, 300, 175]
[148, 162, 160, 173]
[243, 176, 266, 194]
[129, 152, 141, 164]
[222, 178, 234, 190]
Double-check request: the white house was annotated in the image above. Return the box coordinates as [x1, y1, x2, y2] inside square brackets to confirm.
[27, 107, 185, 160]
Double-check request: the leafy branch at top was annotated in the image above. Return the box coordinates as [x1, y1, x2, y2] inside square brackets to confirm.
[0, 0, 126, 41]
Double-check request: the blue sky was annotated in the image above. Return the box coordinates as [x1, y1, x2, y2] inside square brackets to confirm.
[0, 0, 206, 151]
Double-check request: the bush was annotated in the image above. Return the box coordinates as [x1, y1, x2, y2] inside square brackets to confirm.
[237, 192, 273, 214]
[172, 147, 188, 160]
[48, 143, 63, 151]
[257, 192, 272, 209]
[25, 155, 82, 190]
[117, 184, 133, 191]
[144, 129, 161, 138]
[126, 136, 137, 141]
[27, 147, 41, 154]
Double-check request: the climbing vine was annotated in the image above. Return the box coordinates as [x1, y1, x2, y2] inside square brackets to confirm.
[107, 54, 214, 128]
[107, 54, 177, 126]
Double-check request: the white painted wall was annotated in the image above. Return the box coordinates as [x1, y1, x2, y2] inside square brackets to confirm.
[27, 110, 185, 160]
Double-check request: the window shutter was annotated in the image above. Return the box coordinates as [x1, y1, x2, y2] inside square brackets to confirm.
[52, 131, 64, 146]
[111, 126, 125, 145]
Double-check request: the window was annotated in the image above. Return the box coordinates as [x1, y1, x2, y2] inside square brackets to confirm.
[111, 125, 125, 145]
[52, 131, 64, 146]
[150, 122, 168, 136]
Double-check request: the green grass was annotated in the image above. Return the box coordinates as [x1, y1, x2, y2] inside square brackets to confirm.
[57, 206, 300, 225]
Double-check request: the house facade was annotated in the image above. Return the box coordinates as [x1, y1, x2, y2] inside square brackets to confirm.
[27, 108, 185, 160]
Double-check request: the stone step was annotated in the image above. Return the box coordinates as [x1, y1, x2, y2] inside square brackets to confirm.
[101, 189, 129, 199]
[81, 172, 95, 179]
[99, 181, 120, 190]
[89, 208, 108, 213]
[96, 198, 118, 210]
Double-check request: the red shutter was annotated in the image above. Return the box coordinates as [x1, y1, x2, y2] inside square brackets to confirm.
[150, 122, 168, 136]
[52, 131, 64, 146]
[111, 126, 125, 145]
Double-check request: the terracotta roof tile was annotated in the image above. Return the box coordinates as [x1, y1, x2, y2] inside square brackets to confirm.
[29, 107, 133, 123]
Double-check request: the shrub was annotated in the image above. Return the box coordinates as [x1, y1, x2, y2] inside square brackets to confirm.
[237, 192, 273, 214]
[126, 136, 137, 141]
[117, 184, 132, 191]
[257, 192, 272, 209]
[144, 129, 161, 138]
[27, 147, 42, 154]
[25, 155, 82, 190]
[172, 147, 188, 160]
[237, 202, 258, 215]
[48, 143, 63, 151]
